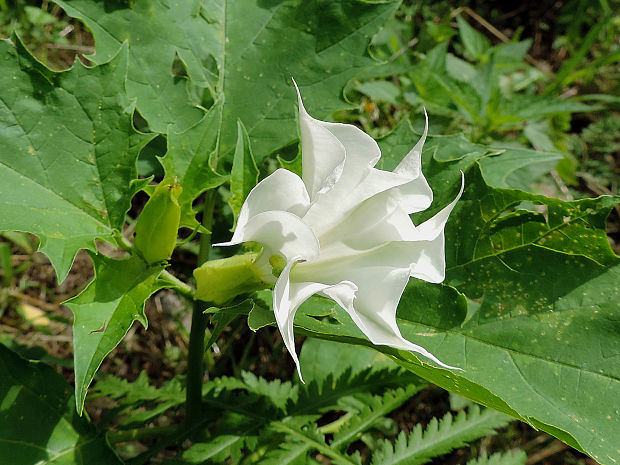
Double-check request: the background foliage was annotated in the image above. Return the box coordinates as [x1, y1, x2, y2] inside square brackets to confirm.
[0, 0, 618, 464]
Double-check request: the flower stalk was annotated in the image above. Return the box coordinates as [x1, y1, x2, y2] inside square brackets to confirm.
[185, 190, 216, 427]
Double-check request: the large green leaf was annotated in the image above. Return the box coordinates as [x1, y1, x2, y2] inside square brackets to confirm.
[479, 146, 562, 191]
[53, 0, 219, 133]
[55, 0, 400, 162]
[378, 119, 560, 193]
[159, 107, 228, 228]
[65, 254, 166, 414]
[299, 338, 398, 384]
[286, 125, 620, 464]
[0, 344, 122, 464]
[0, 38, 153, 281]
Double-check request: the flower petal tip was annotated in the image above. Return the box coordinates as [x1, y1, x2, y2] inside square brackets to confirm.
[296, 366, 306, 384]
[291, 77, 307, 116]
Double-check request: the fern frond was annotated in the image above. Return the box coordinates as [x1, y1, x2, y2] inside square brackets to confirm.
[259, 441, 312, 465]
[466, 450, 527, 465]
[210, 371, 298, 411]
[91, 372, 185, 427]
[331, 386, 419, 450]
[182, 435, 249, 464]
[92, 371, 184, 405]
[370, 406, 513, 465]
[241, 371, 299, 410]
[270, 417, 362, 465]
[202, 382, 281, 421]
[291, 366, 424, 415]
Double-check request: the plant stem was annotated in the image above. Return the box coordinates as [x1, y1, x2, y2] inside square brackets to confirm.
[185, 190, 216, 427]
[159, 269, 195, 299]
[107, 424, 179, 444]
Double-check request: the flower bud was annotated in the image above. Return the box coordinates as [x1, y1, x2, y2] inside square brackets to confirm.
[134, 180, 182, 264]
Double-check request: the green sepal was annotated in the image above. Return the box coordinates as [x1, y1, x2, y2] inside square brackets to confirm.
[194, 254, 269, 305]
[134, 179, 182, 264]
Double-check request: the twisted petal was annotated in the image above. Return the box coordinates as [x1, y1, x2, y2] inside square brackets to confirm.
[292, 243, 455, 369]
[295, 82, 346, 200]
[216, 210, 319, 264]
[412, 172, 464, 242]
[301, 114, 433, 237]
[320, 172, 464, 256]
[274, 258, 357, 381]
[291, 174, 465, 367]
[232, 168, 311, 240]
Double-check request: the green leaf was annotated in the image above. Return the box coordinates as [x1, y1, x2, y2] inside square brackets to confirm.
[91, 372, 184, 427]
[238, 371, 297, 411]
[65, 254, 166, 414]
[466, 451, 527, 465]
[259, 441, 312, 465]
[477, 146, 563, 191]
[182, 436, 248, 464]
[205, 300, 253, 352]
[456, 15, 491, 61]
[56, 0, 400, 163]
[355, 81, 401, 104]
[331, 386, 419, 450]
[299, 338, 398, 385]
[53, 0, 217, 133]
[370, 406, 512, 465]
[0, 344, 122, 464]
[378, 120, 561, 193]
[211, 0, 401, 162]
[493, 40, 532, 68]
[445, 54, 477, 83]
[159, 108, 228, 228]
[0, 38, 153, 281]
[247, 291, 277, 331]
[523, 120, 557, 152]
[377, 120, 489, 172]
[428, 70, 483, 123]
[495, 95, 598, 124]
[228, 121, 259, 225]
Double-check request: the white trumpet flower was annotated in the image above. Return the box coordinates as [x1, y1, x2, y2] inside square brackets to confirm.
[216, 84, 464, 380]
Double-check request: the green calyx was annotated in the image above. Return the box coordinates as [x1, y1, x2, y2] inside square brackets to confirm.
[193, 253, 269, 304]
[269, 254, 287, 278]
[134, 179, 183, 264]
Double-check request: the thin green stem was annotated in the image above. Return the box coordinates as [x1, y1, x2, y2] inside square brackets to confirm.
[107, 424, 180, 444]
[185, 190, 216, 427]
[159, 270, 195, 299]
[114, 231, 134, 253]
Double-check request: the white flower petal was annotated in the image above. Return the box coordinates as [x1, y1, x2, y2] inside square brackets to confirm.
[216, 210, 319, 263]
[295, 258, 455, 369]
[319, 192, 416, 252]
[305, 168, 411, 237]
[396, 175, 433, 215]
[273, 257, 358, 381]
[234, 168, 311, 236]
[216, 88, 464, 374]
[294, 82, 346, 200]
[273, 258, 304, 381]
[303, 119, 433, 237]
[413, 172, 465, 242]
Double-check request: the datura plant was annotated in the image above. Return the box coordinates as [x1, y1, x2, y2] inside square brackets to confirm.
[195, 84, 464, 379]
[2, 3, 620, 463]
